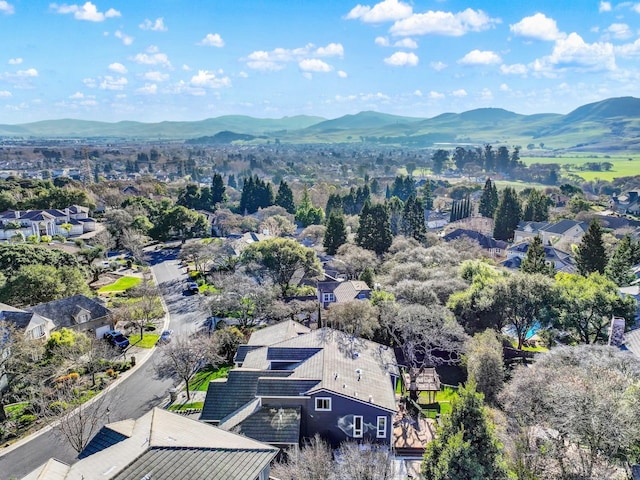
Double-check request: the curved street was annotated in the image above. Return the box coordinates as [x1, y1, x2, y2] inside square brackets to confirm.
[0, 246, 209, 480]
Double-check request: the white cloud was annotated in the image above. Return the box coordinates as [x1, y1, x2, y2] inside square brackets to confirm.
[615, 38, 640, 57]
[139, 17, 167, 32]
[451, 89, 467, 97]
[0, 90, 12, 97]
[8, 57, 22, 65]
[375, 36, 390, 46]
[50, 2, 120, 22]
[114, 30, 134, 45]
[316, 43, 344, 57]
[429, 91, 444, 99]
[510, 13, 563, 41]
[546, 32, 615, 71]
[458, 49, 501, 65]
[69, 91, 84, 99]
[430, 61, 447, 71]
[16, 68, 38, 77]
[136, 84, 157, 95]
[299, 59, 333, 72]
[499, 83, 510, 92]
[480, 88, 493, 100]
[390, 8, 499, 37]
[599, 1, 612, 12]
[500, 63, 527, 75]
[142, 71, 169, 82]
[345, 0, 412, 23]
[190, 70, 231, 88]
[182, 64, 191, 71]
[238, 71, 248, 78]
[384, 51, 418, 66]
[0, 1, 14, 14]
[302, 72, 313, 80]
[394, 38, 418, 48]
[605, 23, 632, 40]
[197, 33, 225, 47]
[245, 43, 343, 70]
[108, 62, 127, 74]
[413, 89, 422, 96]
[633, 4, 640, 14]
[131, 49, 172, 68]
[337, 70, 348, 78]
[99, 75, 127, 90]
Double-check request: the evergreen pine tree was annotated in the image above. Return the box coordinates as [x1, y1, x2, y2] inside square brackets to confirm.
[422, 382, 507, 480]
[493, 187, 522, 241]
[576, 219, 607, 276]
[605, 234, 636, 286]
[227, 174, 237, 189]
[323, 212, 347, 255]
[356, 201, 392, 255]
[423, 181, 434, 210]
[275, 180, 296, 214]
[522, 189, 550, 222]
[521, 235, 555, 276]
[210, 173, 227, 206]
[479, 178, 497, 218]
[325, 193, 343, 219]
[401, 194, 427, 242]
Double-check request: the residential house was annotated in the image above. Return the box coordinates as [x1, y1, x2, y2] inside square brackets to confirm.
[501, 240, 576, 273]
[611, 191, 640, 216]
[21, 408, 278, 480]
[0, 205, 96, 241]
[0, 302, 56, 342]
[317, 278, 371, 309]
[201, 322, 399, 449]
[28, 294, 113, 339]
[424, 210, 448, 230]
[443, 228, 508, 258]
[514, 219, 587, 245]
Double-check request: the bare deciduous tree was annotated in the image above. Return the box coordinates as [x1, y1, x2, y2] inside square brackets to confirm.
[326, 300, 379, 339]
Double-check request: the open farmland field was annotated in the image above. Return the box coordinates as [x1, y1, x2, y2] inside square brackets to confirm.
[521, 154, 640, 181]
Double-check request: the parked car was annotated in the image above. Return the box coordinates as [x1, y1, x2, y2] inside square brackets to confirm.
[104, 329, 129, 349]
[186, 281, 199, 294]
[157, 329, 173, 344]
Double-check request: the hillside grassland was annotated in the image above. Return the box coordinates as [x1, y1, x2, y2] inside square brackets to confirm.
[521, 154, 640, 181]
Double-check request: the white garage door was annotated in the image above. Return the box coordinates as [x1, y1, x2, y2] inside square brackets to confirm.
[95, 325, 111, 339]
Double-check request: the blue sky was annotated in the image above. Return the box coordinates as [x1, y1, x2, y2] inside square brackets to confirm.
[1, 0, 640, 123]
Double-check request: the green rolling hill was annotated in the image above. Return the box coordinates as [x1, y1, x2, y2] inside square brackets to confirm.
[2, 97, 640, 151]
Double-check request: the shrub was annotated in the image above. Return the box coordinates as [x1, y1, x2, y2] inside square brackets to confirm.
[41, 235, 52, 243]
[18, 414, 36, 426]
[106, 368, 117, 378]
[55, 372, 80, 383]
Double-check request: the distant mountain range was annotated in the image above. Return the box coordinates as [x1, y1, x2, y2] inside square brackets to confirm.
[2, 96, 640, 152]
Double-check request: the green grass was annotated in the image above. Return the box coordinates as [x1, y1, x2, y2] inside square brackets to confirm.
[98, 276, 142, 293]
[5, 402, 29, 419]
[168, 401, 204, 411]
[420, 386, 459, 418]
[128, 333, 160, 348]
[189, 365, 231, 392]
[522, 154, 640, 182]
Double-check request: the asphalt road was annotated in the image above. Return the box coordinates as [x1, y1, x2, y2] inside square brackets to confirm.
[0, 245, 208, 480]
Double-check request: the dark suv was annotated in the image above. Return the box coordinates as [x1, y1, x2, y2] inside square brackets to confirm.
[104, 329, 129, 349]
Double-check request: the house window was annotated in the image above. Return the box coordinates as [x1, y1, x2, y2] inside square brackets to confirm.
[376, 416, 387, 438]
[322, 293, 335, 303]
[315, 397, 332, 411]
[353, 415, 363, 438]
[31, 324, 44, 339]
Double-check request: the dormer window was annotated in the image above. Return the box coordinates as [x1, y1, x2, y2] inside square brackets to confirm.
[322, 293, 335, 303]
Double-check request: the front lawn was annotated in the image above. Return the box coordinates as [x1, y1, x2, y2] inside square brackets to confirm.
[189, 365, 231, 392]
[98, 276, 142, 294]
[128, 333, 160, 348]
[168, 401, 204, 411]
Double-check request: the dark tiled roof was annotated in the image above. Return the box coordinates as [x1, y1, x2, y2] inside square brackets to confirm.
[443, 228, 507, 250]
[200, 370, 292, 422]
[79, 426, 129, 459]
[0, 311, 35, 329]
[234, 345, 263, 364]
[540, 219, 586, 235]
[28, 294, 111, 325]
[266, 347, 322, 362]
[110, 447, 276, 480]
[256, 378, 320, 397]
[233, 407, 301, 445]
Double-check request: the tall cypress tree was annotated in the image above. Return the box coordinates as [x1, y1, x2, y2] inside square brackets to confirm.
[521, 235, 555, 276]
[605, 234, 635, 286]
[523, 189, 550, 222]
[423, 181, 434, 210]
[493, 187, 522, 241]
[401, 194, 427, 242]
[576, 219, 607, 276]
[356, 201, 392, 255]
[323, 212, 347, 255]
[275, 180, 296, 214]
[479, 178, 498, 218]
[210, 173, 227, 206]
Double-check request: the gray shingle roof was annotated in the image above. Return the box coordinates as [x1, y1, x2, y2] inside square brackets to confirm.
[28, 294, 111, 326]
[256, 378, 320, 397]
[540, 219, 586, 235]
[200, 370, 292, 423]
[232, 407, 301, 445]
[247, 320, 310, 346]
